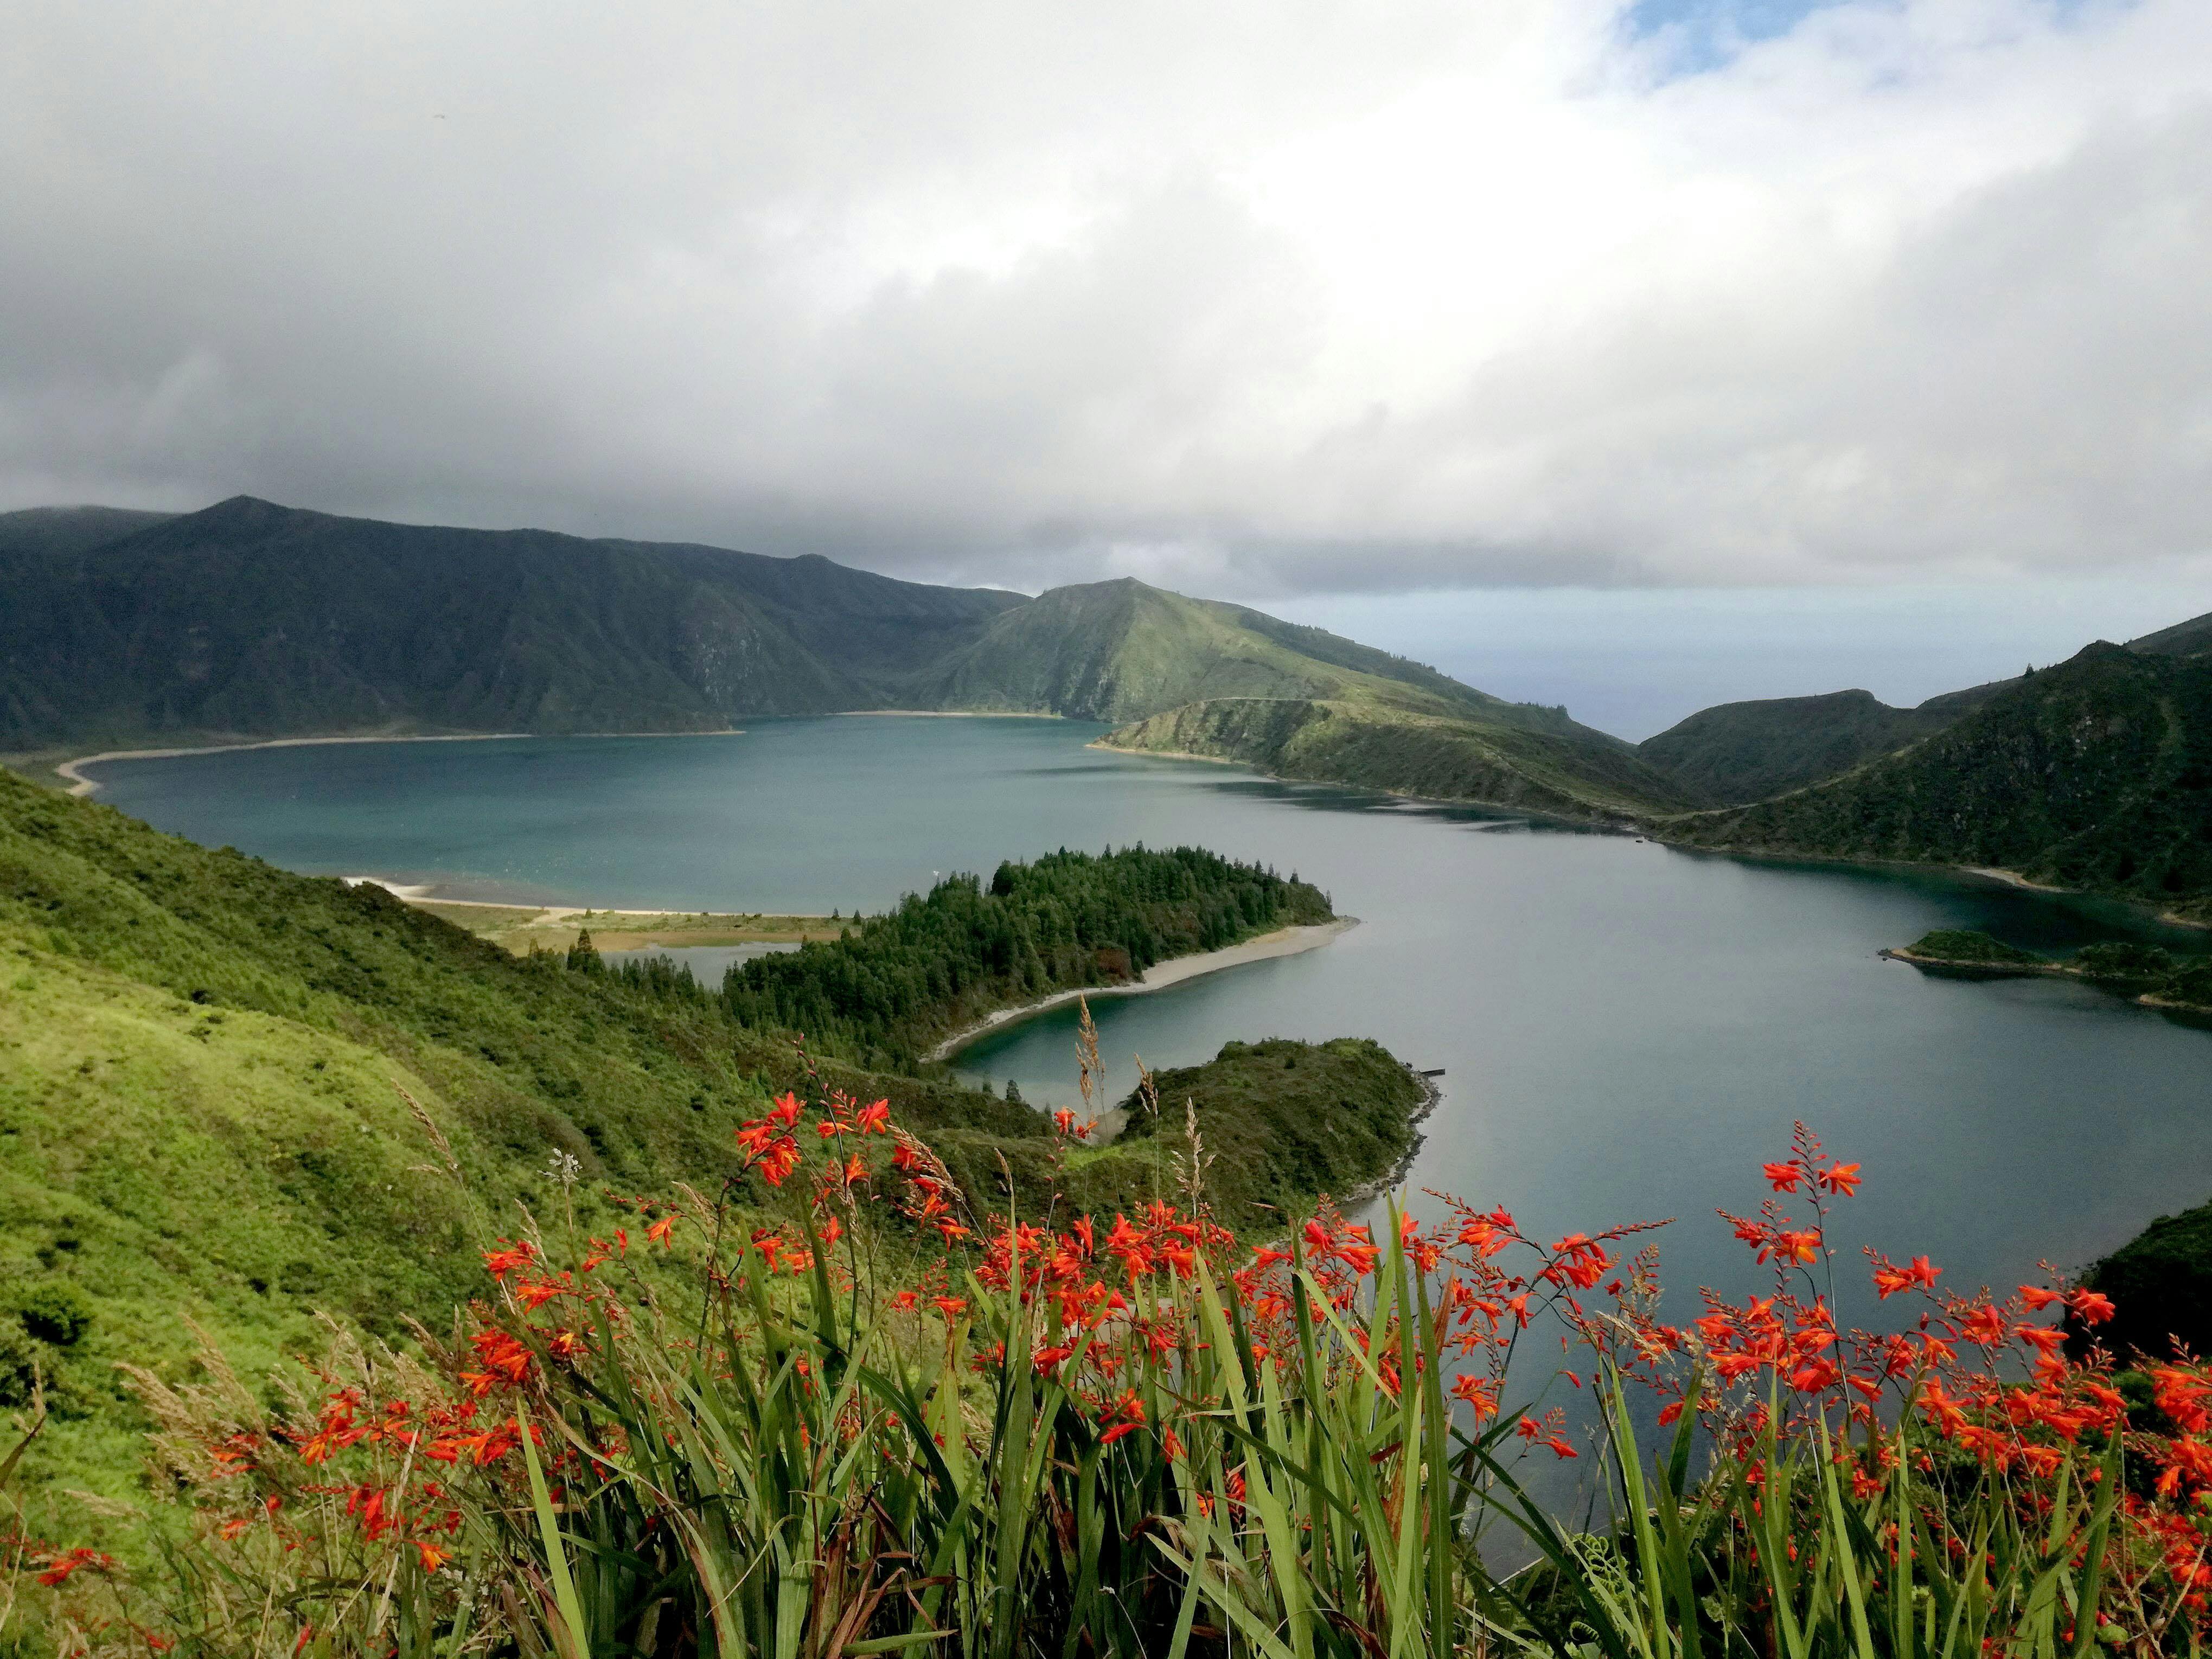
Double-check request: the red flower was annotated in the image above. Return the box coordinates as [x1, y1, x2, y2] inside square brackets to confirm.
[1762, 1162, 1802, 1193]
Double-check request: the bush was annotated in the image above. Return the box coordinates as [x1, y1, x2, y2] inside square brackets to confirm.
[17, 1282, 91, 1348]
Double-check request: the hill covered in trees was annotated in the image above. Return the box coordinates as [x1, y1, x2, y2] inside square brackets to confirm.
[1662, 643, 2212, 918]
[719, 845, 1333, 1066]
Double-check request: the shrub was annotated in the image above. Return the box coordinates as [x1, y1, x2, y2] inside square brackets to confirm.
[16, 1283, 91, 1348]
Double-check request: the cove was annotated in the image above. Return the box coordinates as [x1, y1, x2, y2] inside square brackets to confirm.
[80, 716, 2212, 1327]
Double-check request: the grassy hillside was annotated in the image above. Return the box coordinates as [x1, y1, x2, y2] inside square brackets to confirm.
[924, 577, 1610, 742]
[1102, 695, 1697, 819]
[0, 770, 1420, 1540]
[1662, 643, 2212, 918]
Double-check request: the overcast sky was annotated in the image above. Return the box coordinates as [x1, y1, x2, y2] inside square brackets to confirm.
[5, 0, 2210, 733]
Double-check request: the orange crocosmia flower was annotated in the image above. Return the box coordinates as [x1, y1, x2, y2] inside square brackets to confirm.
[769, 1092, 803, 1127]
[1815, 1162, 1862, 1197]
[415, 1540, 451, 1573]
[855, 1100, 891, 1135]
[482, 1240, 536, 1280]
[2068, 1289, 2116, 1325]
[1762, 1162, 1802, 1193]
[2020, 1285, 2062, 1310]
[931, 1295, 968, 1322]
[645, 1214, 677, 1249]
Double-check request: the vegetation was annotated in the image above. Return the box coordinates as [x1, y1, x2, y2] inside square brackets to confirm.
[1104, 696, 1697, 819]
[1892, 928, 2048, 968]
[15, 1114, 2212, 1656]
[720, 847, 1332, 1067]
[2084, 1200, 2212, 1369]
[0, 500, 1587, 762]
[1635, 686, 2009, 807]
[1664, 643, 2212, 919]
[1887, 931, 2212, 1013]
[0, 769, 1429, 1546]
[414, 902, 842, 956]
[923, 577, 1598, 739]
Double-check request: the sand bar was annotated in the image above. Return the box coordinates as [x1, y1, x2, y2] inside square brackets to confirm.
[925, 917, 1359, 1062]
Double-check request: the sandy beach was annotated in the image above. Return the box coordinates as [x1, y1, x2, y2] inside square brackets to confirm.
[54, 728, 746, 797]
[924, 916, 1359, 1062]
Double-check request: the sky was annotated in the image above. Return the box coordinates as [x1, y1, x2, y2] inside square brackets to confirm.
[4, 0, 2210, 736]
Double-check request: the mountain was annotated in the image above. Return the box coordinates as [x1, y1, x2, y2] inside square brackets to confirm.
[1661, 642, 2212, 919]
[923, 576, 1602, 738]
[1635, 681, 2018, 806]
[0, 504, 177, 561]
[0, 495, 1685, 821]
[1103, 696, 1700, 818]
[0, 495, 1028, 748]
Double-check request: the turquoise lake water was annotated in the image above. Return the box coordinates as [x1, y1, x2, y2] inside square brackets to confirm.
[83, 716, 2212, 1331]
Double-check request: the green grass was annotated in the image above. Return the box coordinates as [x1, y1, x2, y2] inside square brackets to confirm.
[0, 768, 1423, 1546]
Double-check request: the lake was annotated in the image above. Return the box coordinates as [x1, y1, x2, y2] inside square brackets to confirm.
[84, 716, 2212, 1331]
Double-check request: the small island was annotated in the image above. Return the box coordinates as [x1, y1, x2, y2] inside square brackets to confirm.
[1883, 928, 2212, 1014]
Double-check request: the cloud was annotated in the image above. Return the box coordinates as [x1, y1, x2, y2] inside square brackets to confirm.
[1, 0, 2206, 595]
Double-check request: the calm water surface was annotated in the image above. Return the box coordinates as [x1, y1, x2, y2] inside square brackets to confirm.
[88, 718, 2212, 1329]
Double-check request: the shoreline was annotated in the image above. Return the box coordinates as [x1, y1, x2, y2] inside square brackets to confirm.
[53, 728, 745, 798]
[1655, 838, 2212, 933]
[840, 709, 1064, 719]
[1342, 1068, 1444, 1210]
[924, 917, 1359, 1063]
[1880, 947, 2212, 1017]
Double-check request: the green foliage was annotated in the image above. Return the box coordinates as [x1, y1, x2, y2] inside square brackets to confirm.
[16, 1284, 91, 1348]
[2087, 1201, 2212, 1364]
[1668, 643, 2212, 918]
[1635, 686, 2000, 806]
[721, 847, 1333, 1065]
[1110, 1038, 1425, 1229]
[2072, 940, 2181, 984]
[1902, 929, 2045, 966]
[0, 762, 1040, 1520]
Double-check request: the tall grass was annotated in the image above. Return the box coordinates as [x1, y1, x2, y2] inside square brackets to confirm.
[8, 1076, 2210, 1657]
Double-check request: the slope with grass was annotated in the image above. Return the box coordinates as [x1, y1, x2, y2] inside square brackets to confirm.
[0, 766, 1042, 1518]
[923, 576, 1602, 739]
[0, 770, 1425, 1537]
[1661, 643, 2212, 919]
[1102, 694, 1698, 819]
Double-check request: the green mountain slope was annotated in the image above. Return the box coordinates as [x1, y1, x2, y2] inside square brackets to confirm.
[0, 496, 1027, 748]
[1636, 681, 2021, 805]
[2131, 607, 2212, 661]
[0, 500, 1619, 772]
[0, 767, 1423, 1532]
[1102, 695, 1698, 818]
[1660, 643, 2212, 918]
[924, 577, 1608, 740]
